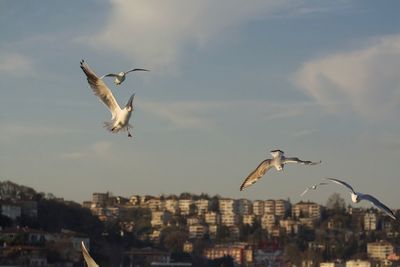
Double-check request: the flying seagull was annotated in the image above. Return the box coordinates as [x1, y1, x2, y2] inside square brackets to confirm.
[81, 242, 99, 267]
[325, 178, 397, 220]
[240, 149, 321, 191]
[80, 60, 135, 137]
[300, 182, 328, 196]
[100, 68, 149, 85]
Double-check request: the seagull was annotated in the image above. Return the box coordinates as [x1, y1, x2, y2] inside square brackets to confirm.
[100, 68, 149, 85]
[80, 60, 135, 138]
[81, 242, 99, 267]
[325, 178, 397, 220]
[240, 149, 321, 191]
[300, 182, 328, 196]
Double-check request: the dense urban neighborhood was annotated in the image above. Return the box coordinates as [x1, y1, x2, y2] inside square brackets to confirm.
[0, 180, 399, 267]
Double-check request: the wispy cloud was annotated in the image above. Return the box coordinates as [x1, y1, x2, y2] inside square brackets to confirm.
[139, 99, 310, 130]
[82, 0, 342, 70]
[0, 52, 32, 74]
[293, 34, 400, 120]
[61, 141, 113, 160]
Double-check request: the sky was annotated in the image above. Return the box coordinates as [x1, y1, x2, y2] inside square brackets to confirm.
[0, 0, 399, 208]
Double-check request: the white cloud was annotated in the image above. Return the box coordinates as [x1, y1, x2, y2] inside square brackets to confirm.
[293, 35, 400, 120]
[0, 53, 32, 74]
[84, 0, 303, 70]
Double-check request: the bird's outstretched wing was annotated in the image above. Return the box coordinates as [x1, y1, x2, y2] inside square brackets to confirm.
[325, 178, 356, 194]
[360, 194, 397, 220]
[125, 68, 150, 74]
[283, 157, 321, 165]
[81, 242, 99, 267]
[80, 60, 121, 119]
[100, 73, 119, 79]
[300, 187, 310, 197]
[240, 159, 273, 191]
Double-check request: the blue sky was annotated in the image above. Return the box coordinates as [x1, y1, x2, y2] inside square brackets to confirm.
[1, 0, 399, 208]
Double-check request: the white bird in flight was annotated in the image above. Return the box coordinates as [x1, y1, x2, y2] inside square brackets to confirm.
[240, 149, 321, 191]
[300, 182, 328, 196]
[80, 60, 135, 138]
[325, 178, 397, 220]
[100, 68, 149, 85]
[81, 242, 99, 267]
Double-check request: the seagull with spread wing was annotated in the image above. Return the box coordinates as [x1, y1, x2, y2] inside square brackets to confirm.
[100, 68, 149, 85]
[300, 182, 328, 196]
[325, 178, 397, 220]
[80, 60, 135, 137]
[240, 149, 321, 191]
[81, 242, 99, 267]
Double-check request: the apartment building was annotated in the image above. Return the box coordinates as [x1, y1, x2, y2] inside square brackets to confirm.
[219, 198, 237, 215]
[367, 241, 394, 261]
[292, 201, 321, 221]
[264, 200, 275, 215]
[242, 214, 256, 226]
[195, 199, 210, 215]
[237, 199, 252, 215]
[221, 213, 239, 227]
[253, 200, 265, 216]
[364, 212, 378, 231]
[179, 199, 193, 216]
[261, 214, 276, 231]
[164, 199, 179, 214]
[151, 211, 170, 227]
[205, 211, 221, 225]
[189, 224, 207, 239]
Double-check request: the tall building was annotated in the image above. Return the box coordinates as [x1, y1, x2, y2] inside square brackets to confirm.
[164, 199, 179, 214]
[364, 212, 378, 231]
[242, 214, 255, 226]
[178, 199, 193, 215]
[221, 213, 239, 227]
[253, 200, 264, 216]
[261, 214, 276, 231]
[195, 199, 210, 215]
[237, 199, 252, 215]
[219, 198, 237, 215]
[264, 200, 275, 215]
[275, 199, 290, 217]
[92, 193, 109, 207]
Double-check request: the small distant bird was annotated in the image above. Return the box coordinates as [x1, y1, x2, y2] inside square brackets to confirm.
[300, 182, 328, 196]
[240, 149, 321, 191]
[81, 242, 99, 267]
[325, 178, 397, 220]
[80, 60, 135, 138]
[100, 68, 149, 85]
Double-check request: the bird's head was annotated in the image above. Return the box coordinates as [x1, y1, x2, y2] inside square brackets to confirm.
[270, 149, 284, 158]
[125, 93, 135, 111]
[119, 72, 125, 76]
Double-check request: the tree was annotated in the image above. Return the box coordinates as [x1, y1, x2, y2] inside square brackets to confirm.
[326, 193, 346, 212]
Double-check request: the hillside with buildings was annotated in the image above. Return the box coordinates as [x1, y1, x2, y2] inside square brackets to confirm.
[0, 180, 399, 266]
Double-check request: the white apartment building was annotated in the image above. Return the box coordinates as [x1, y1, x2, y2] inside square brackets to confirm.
[221, 213, 239, 227]
[164, 199, 179, 214]
[253, 200, 265, 216]
[275, 199, 289, 217]
[261, 214, 276, 231]
[242, 214, 255, 226]
[279, 219, 299, 234]
[189, 224, 208, 239]
[237, 199, 252, 215]
[367, 241, 394, 261]
[195, 199, 210, 215]
[219, 198, 237, 214]
[264, 200, 275, 215]
[205, 211, 221, 225]
[364, 212, 377, 231]
[292, 201, 321, 221]
[179, 199, 193, 215]
[151, 211, 170, 227]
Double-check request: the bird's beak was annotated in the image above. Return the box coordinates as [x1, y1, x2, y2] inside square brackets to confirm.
[126, 93, 135, 108]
